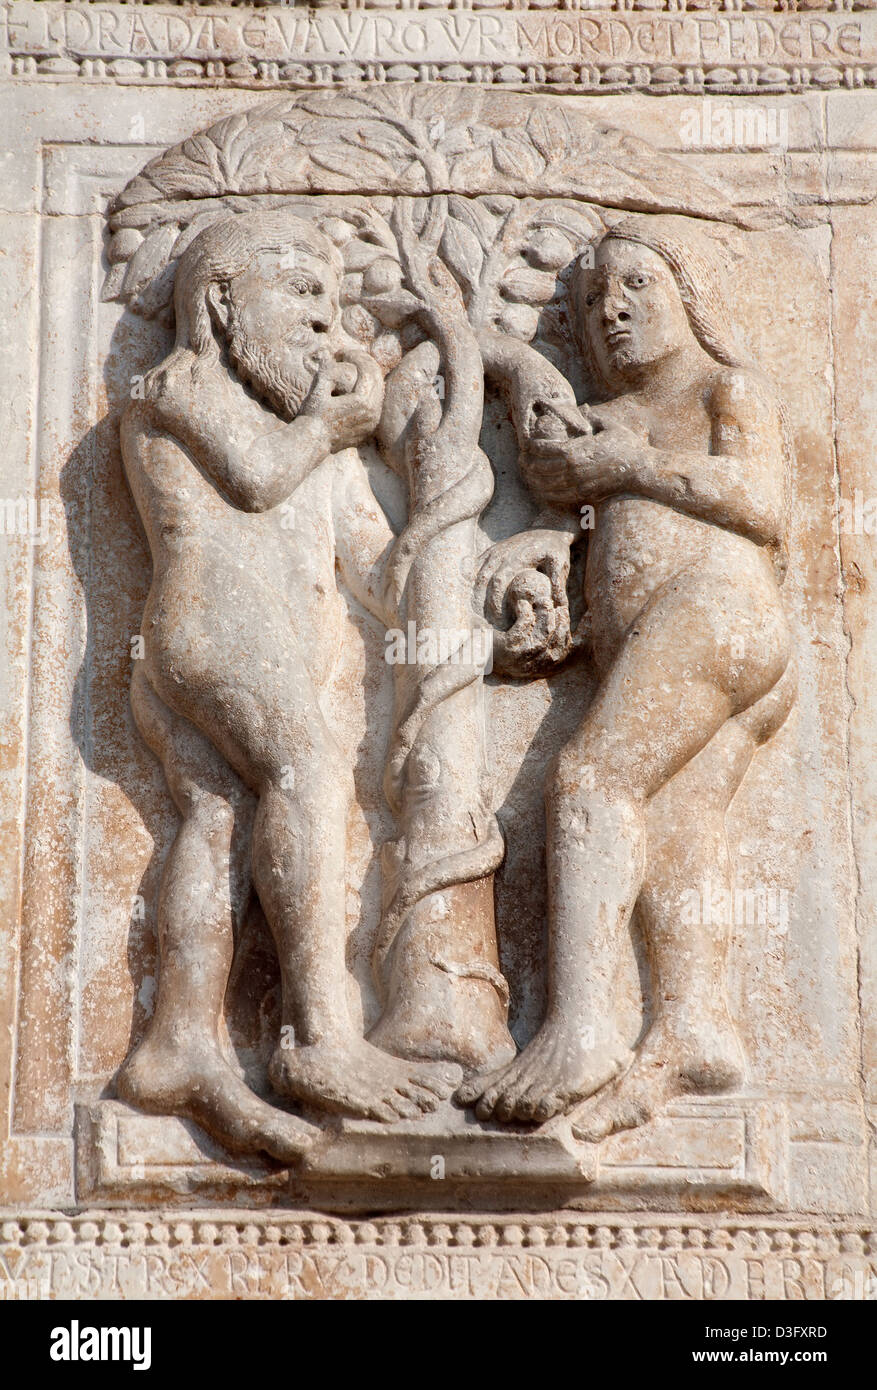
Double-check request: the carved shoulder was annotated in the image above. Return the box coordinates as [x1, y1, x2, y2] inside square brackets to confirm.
[707, 366, 780, 435]
[120, 395, 164, 457]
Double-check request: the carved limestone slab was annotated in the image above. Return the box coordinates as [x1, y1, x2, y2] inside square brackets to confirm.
[2, 1212, 876, 1302]
[1, 28, 876, 1301]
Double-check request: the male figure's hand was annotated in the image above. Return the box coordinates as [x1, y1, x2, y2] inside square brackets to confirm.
[301, 349, 384, 453]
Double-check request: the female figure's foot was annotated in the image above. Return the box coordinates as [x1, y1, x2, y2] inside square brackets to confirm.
[455, 1021, 632, 1124]
[269, 1036, 461, 1123]
[570, 1011, 745, 1143]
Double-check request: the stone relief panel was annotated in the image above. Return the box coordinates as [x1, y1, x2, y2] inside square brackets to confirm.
[30, 84, 853, 1214]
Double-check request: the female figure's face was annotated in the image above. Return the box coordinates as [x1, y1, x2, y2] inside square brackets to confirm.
[577, 239, 693, 385]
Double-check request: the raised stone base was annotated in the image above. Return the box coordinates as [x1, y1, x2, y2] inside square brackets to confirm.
[77, 1094, 790, 1213]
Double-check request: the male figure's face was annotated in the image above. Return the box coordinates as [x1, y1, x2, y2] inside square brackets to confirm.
[577, 239, 692, 385]
[223, 241, 341, 419]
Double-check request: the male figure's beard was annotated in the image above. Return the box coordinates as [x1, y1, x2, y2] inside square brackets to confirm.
[225, 318, 319, 422]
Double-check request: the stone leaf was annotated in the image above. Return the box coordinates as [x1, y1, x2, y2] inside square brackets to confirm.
[104, 87, 750, 317]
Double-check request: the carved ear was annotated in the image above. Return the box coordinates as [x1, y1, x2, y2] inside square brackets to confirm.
[207, 280, 231, 332]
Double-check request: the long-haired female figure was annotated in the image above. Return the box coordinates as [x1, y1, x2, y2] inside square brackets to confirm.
[461, 216, 796, 1139]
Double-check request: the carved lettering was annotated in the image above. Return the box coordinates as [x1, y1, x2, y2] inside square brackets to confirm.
[1, 6, 873, 75]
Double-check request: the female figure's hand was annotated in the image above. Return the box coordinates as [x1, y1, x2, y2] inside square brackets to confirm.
[491, 567, 573, 677]
[523, 410, 648, 507]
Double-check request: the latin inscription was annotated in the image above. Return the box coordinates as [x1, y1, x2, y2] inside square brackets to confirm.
[1, 1241, 874, 1301]
[0, 4, 867, 70]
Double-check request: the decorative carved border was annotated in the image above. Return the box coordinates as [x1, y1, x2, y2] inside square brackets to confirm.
[6, 1210, 872, 1253]
[7, 56, 877, 91]
[4, 3, 876, 94]
[1, 1210, 876, 1299]
[23, 1, 877, 16]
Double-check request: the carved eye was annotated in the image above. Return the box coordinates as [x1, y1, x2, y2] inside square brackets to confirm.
[286, 275, 315, 297]
[627, 274, 649, 289]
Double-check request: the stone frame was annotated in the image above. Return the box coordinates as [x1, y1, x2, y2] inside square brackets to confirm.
[2, 2, 877, 1299]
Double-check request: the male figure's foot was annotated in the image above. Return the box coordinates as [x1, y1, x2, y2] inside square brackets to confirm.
[455, 1020, 632, 1124]
[570, 1010, 744, 1143]
[118, 1031, 318, 1165]
[269, 1036, 461, 1123]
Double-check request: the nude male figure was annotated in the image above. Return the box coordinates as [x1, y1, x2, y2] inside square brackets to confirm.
[461, 217, 796, 1137]
[118, 211, 458, 1161]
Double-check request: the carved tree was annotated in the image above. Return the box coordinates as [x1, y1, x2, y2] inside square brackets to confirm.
[106, 86, 749, 1073]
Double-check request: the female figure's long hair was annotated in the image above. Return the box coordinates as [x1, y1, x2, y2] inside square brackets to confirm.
[568, 214, 793, 579]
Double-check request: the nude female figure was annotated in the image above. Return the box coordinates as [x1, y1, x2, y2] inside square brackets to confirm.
[459, 216, 796, 1138]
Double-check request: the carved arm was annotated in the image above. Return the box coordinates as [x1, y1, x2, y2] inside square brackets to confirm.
[523, 372, 787, 552]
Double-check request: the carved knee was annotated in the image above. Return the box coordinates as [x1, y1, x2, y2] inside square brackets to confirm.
[264, 738, 354, 813]
[547, 746, 605, 808]
[177, 778, 236, 839]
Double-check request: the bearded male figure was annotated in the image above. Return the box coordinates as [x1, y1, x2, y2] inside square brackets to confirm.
[118, 211, 459, 1162]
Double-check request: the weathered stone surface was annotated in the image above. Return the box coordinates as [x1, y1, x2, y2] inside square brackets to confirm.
[2, 1210, 877, 1302]
[3, 3, 875, 95]
[1, 2, 875, 1302]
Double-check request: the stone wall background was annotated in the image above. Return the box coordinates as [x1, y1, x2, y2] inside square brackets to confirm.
[2, 1, 877, 1297]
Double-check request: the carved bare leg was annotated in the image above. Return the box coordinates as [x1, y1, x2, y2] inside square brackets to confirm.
[456, 777, 644, 1123]
[572, 666, 796, 1143]
[118, 669, 318, 1164]
[641, 811, 746, 1091]
[459, 572, 789, 1124]
[254, 743, 461, 1120]
[569, 755, 747, 1143]
[143, 566, 460, 1122]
